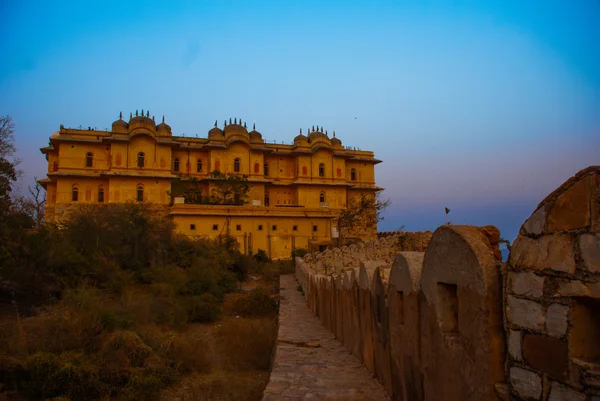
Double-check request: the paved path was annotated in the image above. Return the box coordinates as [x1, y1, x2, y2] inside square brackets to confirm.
[262, 274, 389, 401]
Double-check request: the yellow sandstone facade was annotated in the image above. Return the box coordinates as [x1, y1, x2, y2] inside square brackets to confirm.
[40, 112, 381, 259]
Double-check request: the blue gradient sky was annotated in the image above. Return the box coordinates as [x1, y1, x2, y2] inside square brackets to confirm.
[1, 0, 599, 244]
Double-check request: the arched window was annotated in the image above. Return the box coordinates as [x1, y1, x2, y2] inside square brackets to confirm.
[136, 185, 144, 202]
[254, 163, 259, 174]
[264, 192, 270, 207]
[320, 192, 326, 203]
[197, 159, 203, 173]
[98, 186, 104, 202]
[351, 168, 357, 181]
[173, 157, 180, 172]
[234, 158, 241, 173]
[85, 152, 93, 168]
[72, 185, 79, 202]
[137, 152, 145, 168]
[264, 163, 269, 176]
[318, 163, 325, 177]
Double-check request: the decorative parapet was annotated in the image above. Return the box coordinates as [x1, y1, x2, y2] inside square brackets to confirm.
[293, 166, 599, 401]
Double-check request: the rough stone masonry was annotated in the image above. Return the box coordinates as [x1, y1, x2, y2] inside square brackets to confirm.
[285, 166, 600, 401]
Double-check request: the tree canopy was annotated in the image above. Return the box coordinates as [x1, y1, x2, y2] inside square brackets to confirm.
[171, 170, 250, 205]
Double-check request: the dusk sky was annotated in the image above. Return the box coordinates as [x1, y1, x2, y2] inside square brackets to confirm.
[1, 0, 598, 246]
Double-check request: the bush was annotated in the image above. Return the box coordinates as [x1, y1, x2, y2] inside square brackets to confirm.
[185, 294, 221, 323]
[291, 248, 308, 258]
[231, 287, 278, 318]
[218, 317, 277, 371]
[253, 249, 271, 263]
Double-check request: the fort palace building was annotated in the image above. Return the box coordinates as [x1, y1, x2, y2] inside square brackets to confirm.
[39, 111, 381, 259]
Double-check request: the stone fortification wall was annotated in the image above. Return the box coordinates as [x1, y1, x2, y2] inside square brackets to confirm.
[506, 166, 600, 401]
[295, 166, 600, 401]
[302, 231, 433, 275]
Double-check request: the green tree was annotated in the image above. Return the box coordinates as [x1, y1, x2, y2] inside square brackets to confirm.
[208, 170, 250, 205]
[337, 192, 390, 242]
[171, 171, 250, 205]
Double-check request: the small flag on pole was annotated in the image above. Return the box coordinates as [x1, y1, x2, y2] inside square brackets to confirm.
[445, 207, 450, 215]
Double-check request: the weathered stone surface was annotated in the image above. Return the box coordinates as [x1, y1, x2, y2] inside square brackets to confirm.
[547, 176, 592, 232]
[509, 271, 544, 299]
[510, 367, 541, 400]
[522, 207, 546, 235]
[510, 234, 576, 274]
[420, 226, 505, 401]
[580, 233, 600, 273]
[548, 381, 586, 401]
[263, 274, 389, 400]
[523, 334, 568, 380]
[593, 173, 600, 232]
[506, 295, 545, 331]
[508, 330, 522, 361]
[555, 280, 600, 298]
[546, 303, 569, 338]
[388, 252, 425, 401]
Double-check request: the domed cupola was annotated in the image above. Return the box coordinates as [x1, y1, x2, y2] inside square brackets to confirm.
[156, 115, 172, 136]
[128, 109, 156, 133]
[294, 128, 308, 144]
[111, 112, 128, 133]
[307, 126, 328, 142]
[249, 123, 264, 143]
[331, 131, 342, 148]
[223, 117, 249, 138]
[208, 120, 224, 139]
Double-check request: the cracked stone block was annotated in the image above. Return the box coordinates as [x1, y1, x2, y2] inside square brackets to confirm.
[507, 295, 545, 331]
[546, 303, 569, 338]
[510, 367, 541, 400]
[548, 381, 586, 401]
[508, 329, 522, 361]
[547, 176, 592, 232]
[556, 280, 600, 298]
[510, 234, 576, 274]
[580, 233, 600, 274]
[510, 271, 544, 299]
[523, 334, 568, 380]
[522, 207, 546, 235]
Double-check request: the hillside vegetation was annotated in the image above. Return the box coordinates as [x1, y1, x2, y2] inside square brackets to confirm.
[0, 202, 288, 400]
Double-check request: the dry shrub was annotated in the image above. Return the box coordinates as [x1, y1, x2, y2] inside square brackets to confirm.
[179, 371, 271, 401]
[231, 287, 277, 318]
[217, 317, 277, 371]
[100, 331, 153, 368]
[184, 293, 221, 323]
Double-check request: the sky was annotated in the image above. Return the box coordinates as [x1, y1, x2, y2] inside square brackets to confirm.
[1, 0, 599, 246]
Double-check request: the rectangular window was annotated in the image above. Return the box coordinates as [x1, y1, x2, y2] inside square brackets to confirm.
[212, 224, 218, 231]
[236, 224, 242, 231]
[272, 225, 277, 231]
[190, 224, 196, 230]
[258, 225, 263, 231]
[312, 225, 318, 232]
[293, 225, 298, 231]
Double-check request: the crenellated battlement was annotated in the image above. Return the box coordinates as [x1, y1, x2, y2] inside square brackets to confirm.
[293, 165, 600, 401]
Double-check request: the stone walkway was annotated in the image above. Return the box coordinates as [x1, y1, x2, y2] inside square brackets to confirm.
[262, 274, 389, 401]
